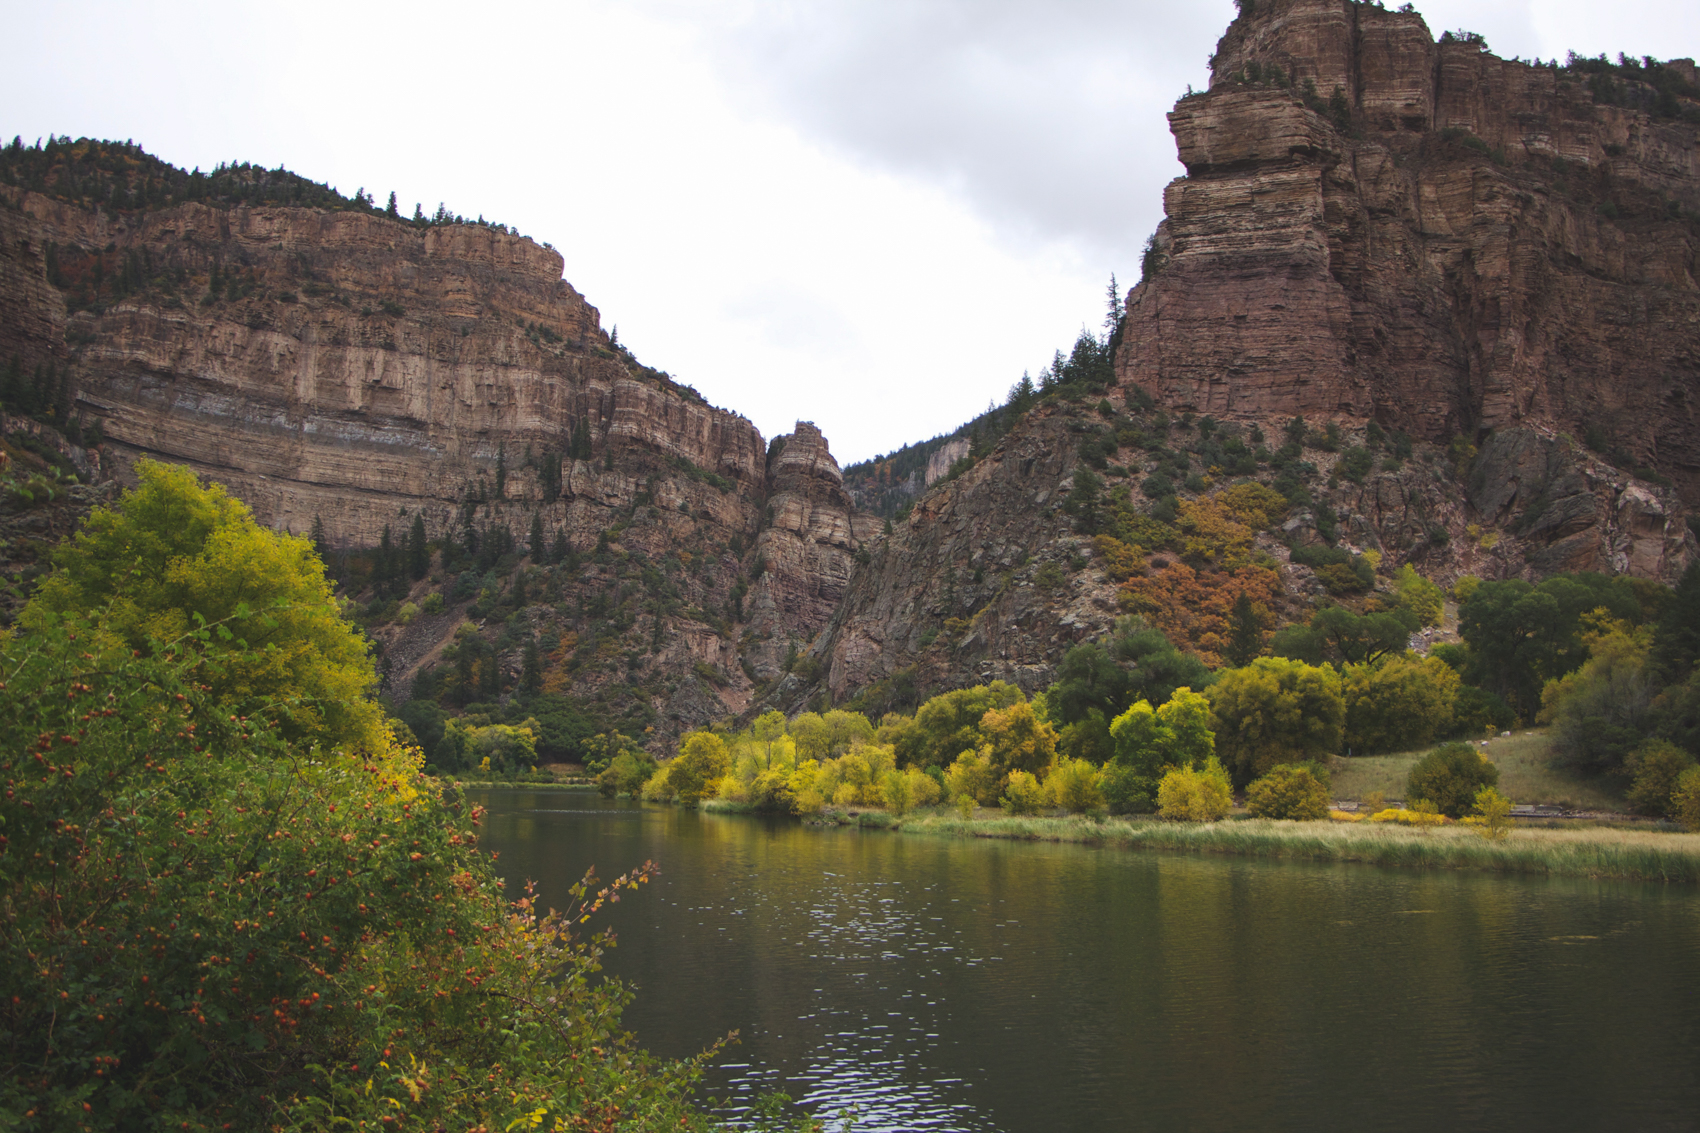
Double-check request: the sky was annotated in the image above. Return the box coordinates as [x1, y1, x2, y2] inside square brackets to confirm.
[4, 1, 1698, 464]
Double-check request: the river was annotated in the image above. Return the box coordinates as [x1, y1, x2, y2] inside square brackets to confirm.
[475, 790, 1700, 1132]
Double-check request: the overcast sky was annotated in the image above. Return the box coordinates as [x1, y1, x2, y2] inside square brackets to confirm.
[5, 1, 1698, 464]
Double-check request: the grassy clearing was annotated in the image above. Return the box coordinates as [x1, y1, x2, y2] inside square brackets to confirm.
[1328, 729, 1625, 811]
[816, 808, 1700, 884]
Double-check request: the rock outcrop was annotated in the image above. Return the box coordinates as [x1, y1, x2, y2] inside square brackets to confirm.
[1119, 0, 1700, 501]
[0, 179, 861, 739]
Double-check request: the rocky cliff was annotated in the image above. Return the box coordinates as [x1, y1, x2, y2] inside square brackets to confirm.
[1120, 0, 1700, 499]
[783, 0, 1700, 709]
[0, 150, 864, 742]
[6, 4, 1700, 735]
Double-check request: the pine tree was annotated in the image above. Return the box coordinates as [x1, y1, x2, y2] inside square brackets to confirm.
[54, 365, 72, 423]
[1104, 273, 1124, 333]
[528, 512, 545, 558]
[310, 515, 328, 560]
[385, 191, 399, 219]
[550, 528, 569, 564]
[30, 363, 50, 415]
[1226, 593, 1267, 667]
[409, 513, 429, 580]
[377, 525, 396, 594]
[521, 638, 542, 694]
[412, 202, 425, 225]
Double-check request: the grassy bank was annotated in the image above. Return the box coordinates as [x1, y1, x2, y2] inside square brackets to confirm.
[1328, 729, 1626, 812]
[814, 809, 1700, 884]
[451, 778, 599, 791]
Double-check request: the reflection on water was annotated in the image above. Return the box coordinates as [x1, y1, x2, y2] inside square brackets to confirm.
[476, 792, 1700, 1132]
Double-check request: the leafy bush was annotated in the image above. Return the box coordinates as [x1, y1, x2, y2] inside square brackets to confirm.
[1407, 742, 1501, 818]
[1157, 759, 1234, 822]
[27, 459, 386, 752]
[1625, 740, 1697, 817]
[1245, 763, 1331, 820]
[1470, 786, 1515, 840]
[1673, 767, 1700, 832]
[1100, 761, 1158, 815]
[1342, 655, 1461, 754]
[945, 748, 1002, 807]
[1208, 657, 1344, 784]
[0, 566, 712, 1129]
[1047, 757, 1105, 813]
[1000, 770, 1047, 815]
[598, 749, 659, 798]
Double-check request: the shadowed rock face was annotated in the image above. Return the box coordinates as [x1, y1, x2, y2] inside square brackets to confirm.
[1119, 0, 1700, 501]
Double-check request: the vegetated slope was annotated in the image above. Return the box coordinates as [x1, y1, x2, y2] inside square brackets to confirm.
[0, 137, 873, 751]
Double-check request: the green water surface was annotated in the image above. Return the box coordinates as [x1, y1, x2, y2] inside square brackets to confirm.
[476, 792, 1700, 1132]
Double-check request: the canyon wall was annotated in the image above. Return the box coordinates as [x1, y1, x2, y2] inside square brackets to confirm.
[1119, 0, 1700, 502]
[0, 184, 865, 737]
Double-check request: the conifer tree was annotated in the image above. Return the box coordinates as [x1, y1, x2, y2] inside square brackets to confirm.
[377, 525, 396, 594]
[409, 513, 429, 580]
[521, 637, 542, 693]
[1104, 273, 1124, 333]
[529, 511, 545, 558]
[385, 191, 399, 219]
[54, 365, 72, 423]
[1226, 593, 1267, 667]
[310, 515, 328, 560]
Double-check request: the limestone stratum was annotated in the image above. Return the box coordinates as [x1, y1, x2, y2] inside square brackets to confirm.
[1, 0, 1697, 757]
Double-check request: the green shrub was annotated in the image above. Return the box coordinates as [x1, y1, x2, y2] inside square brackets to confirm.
[0, 605, 710, 1130]
[1626, 740, 1697, 817]
[1208, 657, 1344, 784]
[1673, 767, 1700, 832]
[598, 749, 659, 797]
[1000, 769, 1047, 814]
[1047, 757, 1105, 813]
[1245, 763, 1331, 820]
[1407, 741, 1501, 818]
[1157, 758, 1233, 822]
[1099, 761, 1158, 815]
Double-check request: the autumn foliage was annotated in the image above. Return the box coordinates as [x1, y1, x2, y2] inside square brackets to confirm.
[0, 468, 722, 1131]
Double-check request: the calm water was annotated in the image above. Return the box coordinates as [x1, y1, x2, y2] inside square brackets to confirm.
[476, 792, 1700, 1132]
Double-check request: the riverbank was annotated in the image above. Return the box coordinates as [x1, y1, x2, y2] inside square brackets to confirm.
[449, 778, 599, 791]
[794, 807, 1700, 884]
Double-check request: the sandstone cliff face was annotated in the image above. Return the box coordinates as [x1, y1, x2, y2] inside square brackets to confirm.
[1119, 0, 1700, 502]
[0, 184, 860, 738]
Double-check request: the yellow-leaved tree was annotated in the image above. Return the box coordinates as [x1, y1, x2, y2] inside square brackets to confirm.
[26, 459, 390, 758]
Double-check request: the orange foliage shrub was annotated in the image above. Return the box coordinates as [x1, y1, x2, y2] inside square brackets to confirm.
[1118, 559, 1281, 667]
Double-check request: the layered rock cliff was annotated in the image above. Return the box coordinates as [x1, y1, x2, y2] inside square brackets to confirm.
[0, 156, 864, 741]
[1120, 0, 1700, 500]
[784, 0, 1700, 708]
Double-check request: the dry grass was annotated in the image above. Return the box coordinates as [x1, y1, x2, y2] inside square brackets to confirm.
[1326, 729, 1625, 811]
[883, 809, 1700, 884]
